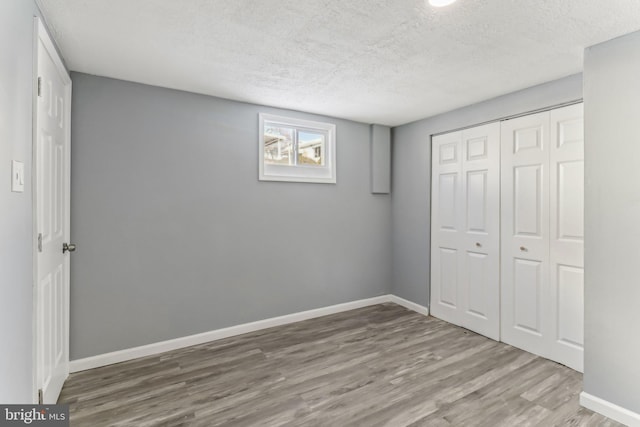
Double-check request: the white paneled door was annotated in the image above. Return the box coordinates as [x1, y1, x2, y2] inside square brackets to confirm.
[431, 122, 501, 340]
[500, 111, 550, 356]
[549, 104, 585, 371]
[35, 18, 72, 404]
[500, 104, 584, 371]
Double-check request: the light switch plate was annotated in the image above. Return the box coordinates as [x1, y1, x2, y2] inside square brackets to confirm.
[12, 160, 25, 192]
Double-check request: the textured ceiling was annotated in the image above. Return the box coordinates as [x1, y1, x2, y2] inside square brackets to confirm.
[38, 0, 640, 126]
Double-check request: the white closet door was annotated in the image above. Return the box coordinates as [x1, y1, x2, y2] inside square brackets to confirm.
[500, 105, 584, 372]
[431, 122, 500, 340]
[501, 111, 551, 358]
[431, 131, 464, 326]
[549, 104, 584, 371]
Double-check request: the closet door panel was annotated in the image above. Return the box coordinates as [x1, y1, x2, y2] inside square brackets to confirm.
[556, 265, 584, 346]
[431, 123, 500, 341]
[465, 251, 489, 317]
[513, 258, 543, 334]
[501, 104, 584, 372]
[431, 131, 463, 323]
[549, 103, 584, 372]
[438, 173, 459, 231]
[466, 170, 488, 233]
[438, 247, 459, 308]
[513, 165, 543, 238]
[460, 123, 500, 340]
[501, 112, 551, 357]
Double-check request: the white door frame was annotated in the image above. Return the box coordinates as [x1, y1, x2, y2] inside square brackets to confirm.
[32, 17, 72, 404]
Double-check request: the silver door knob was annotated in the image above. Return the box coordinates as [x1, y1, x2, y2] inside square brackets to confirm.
[520, 246, 527, 252]
[63, 243, 76, 253]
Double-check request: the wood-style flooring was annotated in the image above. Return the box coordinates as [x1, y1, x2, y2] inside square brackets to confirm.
[59, 304, 623, 426]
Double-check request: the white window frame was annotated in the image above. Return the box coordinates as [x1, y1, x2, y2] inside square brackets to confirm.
[259, 113, 336, 184]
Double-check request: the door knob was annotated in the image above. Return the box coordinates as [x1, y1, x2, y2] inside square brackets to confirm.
[519, 246, 527, 252]
[63, 243, 76, 253]
[475, 242, 482, 247]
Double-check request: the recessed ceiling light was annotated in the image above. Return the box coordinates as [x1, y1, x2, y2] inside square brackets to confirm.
[429, 0, 457, 7]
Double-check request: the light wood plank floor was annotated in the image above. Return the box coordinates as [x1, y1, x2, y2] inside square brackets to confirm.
[59, 304, 623, 426]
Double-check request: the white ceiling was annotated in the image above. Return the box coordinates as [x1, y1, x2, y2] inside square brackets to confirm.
[38, 0, 640, 126]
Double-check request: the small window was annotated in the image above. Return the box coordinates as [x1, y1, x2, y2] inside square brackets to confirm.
[259, 114, 336, 183]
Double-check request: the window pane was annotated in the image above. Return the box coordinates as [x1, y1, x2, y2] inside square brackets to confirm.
[264, 125, 295, 165]
[260, 113, 336, 183]
[298, 131, 325, 166]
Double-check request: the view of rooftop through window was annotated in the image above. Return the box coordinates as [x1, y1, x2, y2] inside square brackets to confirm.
[264, 123, 325, 167]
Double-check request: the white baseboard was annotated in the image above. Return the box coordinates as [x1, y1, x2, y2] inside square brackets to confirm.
[70, 294, 429, 373]
[388, 294, 429, 316]
[581, 392, 640, 426]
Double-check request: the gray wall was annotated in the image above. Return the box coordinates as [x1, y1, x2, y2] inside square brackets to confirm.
[391, 74, 583, 306]
[583, 31, 640, 414]
[0, 0, 51, 403]
[70, 73, 391, 359]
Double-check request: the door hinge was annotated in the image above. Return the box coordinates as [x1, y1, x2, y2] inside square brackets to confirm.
[38, 388, 43, 404]
[38, 233, 43, 252]
[37, 77, 42, 97]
